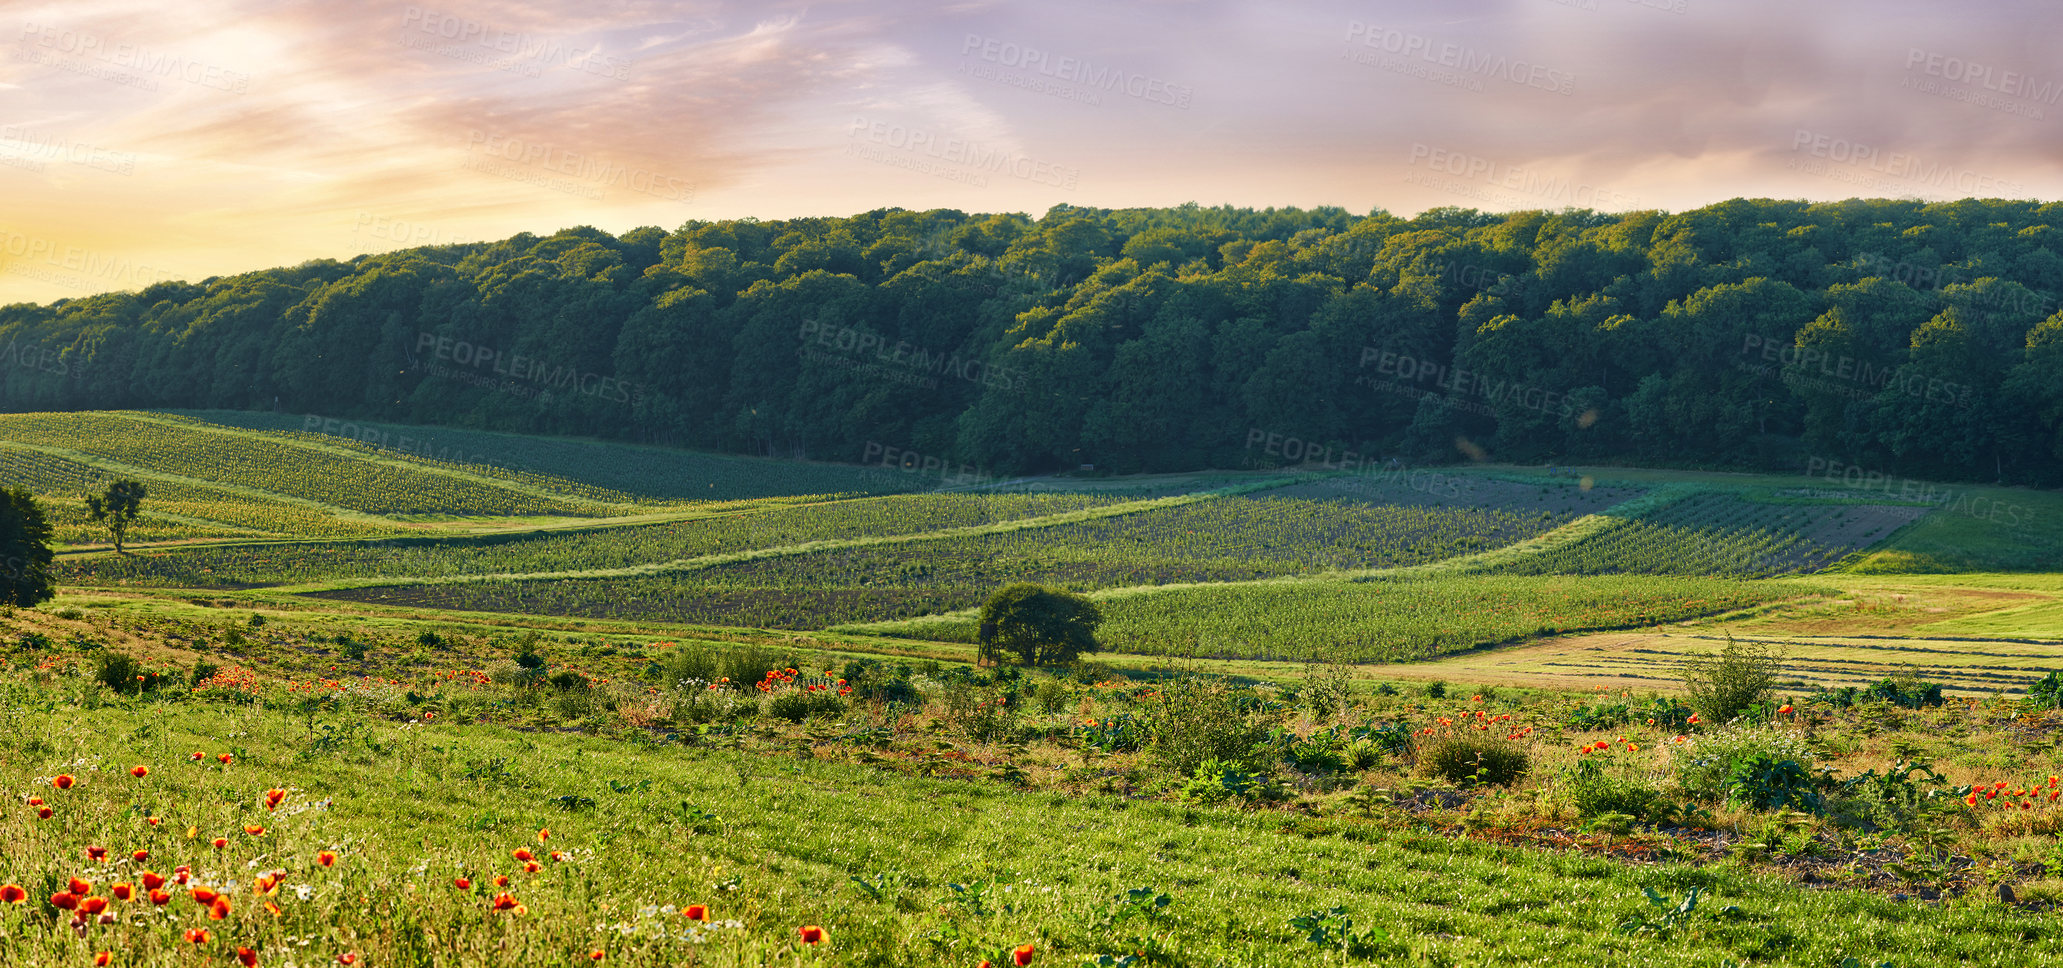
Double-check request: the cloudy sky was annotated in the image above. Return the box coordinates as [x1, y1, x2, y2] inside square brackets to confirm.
[3, 0, 2059, 303]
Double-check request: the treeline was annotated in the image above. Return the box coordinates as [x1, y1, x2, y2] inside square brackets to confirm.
[2, 199, 2060, 484]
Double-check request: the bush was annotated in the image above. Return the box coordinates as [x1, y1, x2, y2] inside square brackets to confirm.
[1680, 636, 1779, 723]
[1419, 734, 1528, 787]
[1724, 754, 1823, 812]
[768, 690, 845, 723]
[1672, 722, 1817, 803]
[1807, 677, 1945, 710]
[1140, 676, 1270, 777]
[93, 651, 168, 695]
[1562, 758, 1669, 822]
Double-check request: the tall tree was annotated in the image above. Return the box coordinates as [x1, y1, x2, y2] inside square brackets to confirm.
[85, 481, 147, 554]
[0, 488, 55, 607]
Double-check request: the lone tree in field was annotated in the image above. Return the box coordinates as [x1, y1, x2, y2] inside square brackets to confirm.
[0, 487, 56, 607]
[85, 480, 147, 554]
[978, 582, 1102, 666]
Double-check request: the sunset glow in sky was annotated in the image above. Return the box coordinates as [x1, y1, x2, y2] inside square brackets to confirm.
[4, 0, 2059, 304]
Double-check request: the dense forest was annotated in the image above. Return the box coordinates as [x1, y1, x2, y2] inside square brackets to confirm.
[3, 199, 2061, 485]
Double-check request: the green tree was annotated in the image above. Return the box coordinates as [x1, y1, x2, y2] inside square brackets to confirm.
[0, 487, 56, 607]
[977, 582, 1102, 666]
[85, 480, 147, 554]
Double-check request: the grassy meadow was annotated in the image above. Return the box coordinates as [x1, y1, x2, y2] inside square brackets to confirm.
[5, 411, 2063, 966]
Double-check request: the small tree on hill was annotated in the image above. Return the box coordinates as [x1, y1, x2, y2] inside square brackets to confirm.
[978, 582, 1102, 666]
[0, 487, 56, 607]
[1680, 635, 1779, 723]
[85, 480, 147, 554]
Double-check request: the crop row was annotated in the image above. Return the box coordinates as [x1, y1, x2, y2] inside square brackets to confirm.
[59, 492, 1139, 587]
[4, 446, 397, 543]
[1488, 494, 1916, 577]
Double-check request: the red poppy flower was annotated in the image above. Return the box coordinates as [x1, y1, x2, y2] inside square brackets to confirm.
[522, 862, 541, 874]
[49, 892, 79, 911]
[798, 925, 826, 945]
[142, 873, 166, 891]
[210, 897, 231, 920]
[133, 850, 149, 863]
[513, 849, 534, 863]
[245, 825, 266, 837]
[590, 953, 605, 962]
[26, 797, 41, 807]
[149, 889, 172, 906]
[218, 754, 233, 765]
[184, 929, 211, 945]
[317, 852, 337, 868]
[490, 892, 521, 911]
[95, 954, 111, 968]
[338, 954, 358, 965]
[35, 807, 51, 820]
[80, 896, 108, 915]
[1014, 942, 1036, 966]
[549, 851, 565, 863]
[237, 948, 259, 967]
[110, 883, 133, 901]
[453, 878, 471, 890]
[264, 790, 287, 810]
[86, 846, 108, 861]
[130, 766, 149, 778]
[685, 904, 707, 921]
[493, 875, 509, 888]
[191, 752, 205, 761]
[213, 838, 229, 849]
[538, 828, 550, 842]
[0, 885, 24, 904]
[68, 878, 91, 896]
[52, 774, 75, 790]
[191, 887, 220, 905]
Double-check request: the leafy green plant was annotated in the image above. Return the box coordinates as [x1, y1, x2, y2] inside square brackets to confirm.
[1287, 906, 1389, 957]
[1680, 635, 1779, 723]
[1420, 734, 1528, 787]
[1563, 757, 1669, 822]
[1616, 887, 1737, 936]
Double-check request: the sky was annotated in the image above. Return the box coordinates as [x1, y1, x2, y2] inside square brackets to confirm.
[3, 0, 2061, 304]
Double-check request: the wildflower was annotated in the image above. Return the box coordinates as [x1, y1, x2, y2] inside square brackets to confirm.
[52, 774, 75, 790]
[184, 929, 211, 945]
[453, 878, 471, 890]
[264, 789, 287, 810]
[245, 825, 266, 837]
[110, 883, 133, 901]
[130, 766, 149, 778]
[1686, 715, 1700, 725]
[317, 852, 337, 868]
[237, 948, 259, 967]
[191, 887, 220, 905]
[1777, 704, 1793, 715]
[493, 875, 510, 888]
[0, 885, 24, 904]
[49, 892, 79, 911]
[338, 955, 358, 966]
[149, 890, 172, 906]
[550, 852, 565, 863]
[684, 904, 707, 921]
[210, 897, 231, 919]
[218, 754, 233, 765]
[1626, 743, 1641, 752]
[69, 878, 91, 896]
[523, 862, 541, 874]
[513, 849, 534, 863]
[1967, 792, 1980, 806]
[95, 954, 111, 967]
[26, 798, 40, 807]
[538, 828, 550, 842]
[86, 846, 108, 861]
[191, 752, 205, 761]
[132, 850, 148, 863]
[142, 873, 166, 891]
[213, 838, 229, 849]
[798, 925, 826, 945]
[80, 896, 108, 915]
[1014, 942, 1036, 965]
[490, 892, 521, 912]
[35, 807, 51, 820]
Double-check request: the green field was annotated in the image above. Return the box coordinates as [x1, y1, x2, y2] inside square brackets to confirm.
[7, 410, 2063, 967]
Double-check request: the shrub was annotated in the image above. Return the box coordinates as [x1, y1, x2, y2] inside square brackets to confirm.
[93, 651, 168, 695]
[768, 690, 845, 723]
[1672, 721, 1817, 802]
[1032, 679, 1070, 714]
[1724, 754, 1823, 812]
[1680, 636, 1778, 723]
[1419, 734, 1528, 787]
[1422, 680, 1448, 700]
[1562, 758, 1669, 822]
[1140, 675, 1270, 777]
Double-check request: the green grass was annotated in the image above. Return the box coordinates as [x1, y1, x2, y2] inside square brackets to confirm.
[848, 574, 1813, 662]
[8, 681, 2063, 967]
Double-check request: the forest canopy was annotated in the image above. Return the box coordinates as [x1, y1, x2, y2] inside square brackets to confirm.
[4, 199, 2061, 485]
